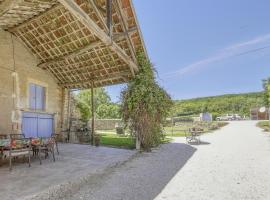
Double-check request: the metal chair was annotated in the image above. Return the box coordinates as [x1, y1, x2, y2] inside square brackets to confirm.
[35, 137, 56, 165]
[51, 133, 60, 155]
[7, 136, 32, 171]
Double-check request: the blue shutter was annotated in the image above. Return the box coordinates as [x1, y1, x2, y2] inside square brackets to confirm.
[22, 112, 38, 138]
[29, 83, 36, 110]
[22, 113, 54, 138]
[35, 85, 45, 110]
[29, 83, 45, 110]
[37, 114, 53, 137]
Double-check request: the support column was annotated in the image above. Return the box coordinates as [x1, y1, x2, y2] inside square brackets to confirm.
[91, 82, 95, 145]
[136, 134, 141, 150]
[106, 0, 112, 37]
[67, 89, 71, 142]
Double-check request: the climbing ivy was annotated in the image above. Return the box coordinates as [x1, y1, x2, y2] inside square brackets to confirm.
[121, 52, 173, 151]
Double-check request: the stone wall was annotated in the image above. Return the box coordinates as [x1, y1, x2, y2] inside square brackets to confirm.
[0, 30, 62, 134]
[94, 119, 122, 130]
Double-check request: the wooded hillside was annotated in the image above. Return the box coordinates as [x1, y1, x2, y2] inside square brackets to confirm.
[173, 92, 264, 118]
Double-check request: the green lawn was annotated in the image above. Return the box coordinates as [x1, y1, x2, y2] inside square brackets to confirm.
[163, 121, 228, 137]
[98, 132, 172, 149]
[257, 121, 270, 132]
[164, 127, 187, 137]
[99, 133, 136, 149]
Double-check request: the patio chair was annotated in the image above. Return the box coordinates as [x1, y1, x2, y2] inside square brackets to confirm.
[51, 133, 59, 155]
[0, 135, 9, 161]
[7, 136, 32, 171]
[185, 128, 202, 145]
[34, 137, 55, 165]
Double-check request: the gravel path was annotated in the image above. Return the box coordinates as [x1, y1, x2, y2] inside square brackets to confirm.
[67, 121, 270, 200]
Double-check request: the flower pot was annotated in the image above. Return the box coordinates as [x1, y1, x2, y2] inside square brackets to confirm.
[94, 135, 100, 147]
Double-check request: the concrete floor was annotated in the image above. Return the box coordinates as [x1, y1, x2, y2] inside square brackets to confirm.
[0, 143, 136, 200]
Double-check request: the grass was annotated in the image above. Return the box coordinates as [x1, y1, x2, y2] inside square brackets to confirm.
[99, 133, 136, 149]
[163, 121, 228, 137]
[257, 121, 270, 132]
[98, 130, 173, 149]
[97, 121, 228, 149]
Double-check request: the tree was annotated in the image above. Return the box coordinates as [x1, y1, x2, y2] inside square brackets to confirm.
[262, 78, 270, 106]
[96, 103, 120, 119]
[75, 88, 112, 121]
[121, 52, 173, 151]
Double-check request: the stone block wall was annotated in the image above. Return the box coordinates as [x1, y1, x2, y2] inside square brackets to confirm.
[0, 30, 62, 134]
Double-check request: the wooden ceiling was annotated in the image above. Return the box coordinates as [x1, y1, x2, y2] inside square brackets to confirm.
[0, 0, 147, 89]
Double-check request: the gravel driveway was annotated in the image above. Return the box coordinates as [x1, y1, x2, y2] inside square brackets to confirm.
[67, 121, 270, 200]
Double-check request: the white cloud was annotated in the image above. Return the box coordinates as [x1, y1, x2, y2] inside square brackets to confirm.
[164, 34, 270, 78]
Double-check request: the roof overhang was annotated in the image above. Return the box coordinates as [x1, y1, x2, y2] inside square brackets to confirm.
[0, 0, 147, 89]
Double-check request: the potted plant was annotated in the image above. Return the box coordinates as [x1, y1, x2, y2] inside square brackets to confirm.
[94, 134, 100, 147]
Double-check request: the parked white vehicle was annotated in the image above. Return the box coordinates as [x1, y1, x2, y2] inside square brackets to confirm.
[233, 114, 242, 120]
[216, 114, 242, 121]
[216, 114, 234, 121]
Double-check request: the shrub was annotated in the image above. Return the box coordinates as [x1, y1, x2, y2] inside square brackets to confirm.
[121, 52, 173, 151]
[116, 127, 125, 135]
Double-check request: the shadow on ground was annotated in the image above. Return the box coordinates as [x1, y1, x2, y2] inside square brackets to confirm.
[188, 140, 211, 145]
[67, 142, 197, 200]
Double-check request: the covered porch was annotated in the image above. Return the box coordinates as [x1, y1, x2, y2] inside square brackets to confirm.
[0, 0, 146, 198]
[0, 143, 136, 200]
[0, 0, 146, 138]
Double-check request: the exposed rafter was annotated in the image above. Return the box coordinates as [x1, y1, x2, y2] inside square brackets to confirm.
[0, 0, 23, 16]
[114, 0, 136, 62]
[112, 26, 137, 41]
[58, 0, 138, 77]
[8, 4, 61, 31]
[38, 40, 102, 69]
[88, 0, 108, 33]
[60, 71, 130, 88]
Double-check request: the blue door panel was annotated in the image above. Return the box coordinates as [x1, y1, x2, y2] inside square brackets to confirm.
[38, 114, 52, 119]
[22, 112, 53, 138]
[22, 116, 38, 138]
[23, 112, 38, 118]
[38, 117, 53, 137]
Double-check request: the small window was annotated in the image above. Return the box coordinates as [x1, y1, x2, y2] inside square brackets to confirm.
[29, 83, 46, 111]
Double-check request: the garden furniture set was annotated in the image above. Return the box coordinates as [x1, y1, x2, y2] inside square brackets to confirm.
[0, 134, 58, 170]
[185, 127, 204, 144]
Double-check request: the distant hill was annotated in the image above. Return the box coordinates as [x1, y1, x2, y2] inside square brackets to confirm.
[173, 92, 264, 118]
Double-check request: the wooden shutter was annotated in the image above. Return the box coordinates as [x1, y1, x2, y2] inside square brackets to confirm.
[29, 83, 36, 110]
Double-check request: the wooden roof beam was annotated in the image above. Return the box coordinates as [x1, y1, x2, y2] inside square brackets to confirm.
[113, 26, 137, 41]
[88, 0, 108, 34]
[58, 0, 138, 77]
[60, 71, 130, 88]
[114, 0, 136, 62]
[38, 40, 102, 69]
[0, 0, 24, 17]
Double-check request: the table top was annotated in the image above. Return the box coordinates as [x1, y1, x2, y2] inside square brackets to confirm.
[0, 139, 10, 147]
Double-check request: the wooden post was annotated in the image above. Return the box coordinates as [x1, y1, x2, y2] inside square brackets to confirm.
[106, 0, 112, 37]
[91, 82, 95, 145]
[67, 90, 71, 142]
[136, 134, 141, 150]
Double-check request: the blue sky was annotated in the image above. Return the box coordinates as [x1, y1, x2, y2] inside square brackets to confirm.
[106, 0, 270, 102]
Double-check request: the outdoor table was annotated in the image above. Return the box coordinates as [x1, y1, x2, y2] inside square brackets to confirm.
[31, 137, 56, 164]
[185, 130, 204, 144]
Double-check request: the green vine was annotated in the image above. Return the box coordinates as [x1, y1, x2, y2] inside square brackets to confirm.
[121, 52, 173, 151]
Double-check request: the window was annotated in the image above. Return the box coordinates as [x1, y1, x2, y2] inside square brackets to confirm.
[29, 83, 46, 111]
